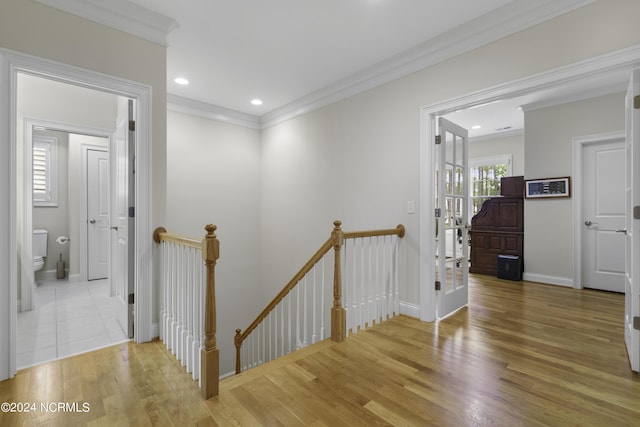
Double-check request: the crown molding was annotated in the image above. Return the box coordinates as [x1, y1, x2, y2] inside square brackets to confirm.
[167, 94, 262, 130]
[261, 0, 595, 128]
[34, 0, 177, 46]
[521, 82, 627, 112]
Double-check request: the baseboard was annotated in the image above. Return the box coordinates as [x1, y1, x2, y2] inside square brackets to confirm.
[399, 302, 421, 318]
[35, 268, 76, 283]
[522, 272, 574, 288]
[151, 322, 159, 339]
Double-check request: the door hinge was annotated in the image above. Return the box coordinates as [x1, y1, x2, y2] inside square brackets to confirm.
[128, 293, 135, 305]
[634, 95, 640, 109]
[435, 208, 441, 218]
[435, 280, 441, 291]
[129, 120, 136, 132]
[435, 135, 441, 145]
[634, 206, 640, 220]
[129, 206, 135, 218]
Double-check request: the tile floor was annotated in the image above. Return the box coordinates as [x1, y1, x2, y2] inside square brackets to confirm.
[17, 279, 130, 369]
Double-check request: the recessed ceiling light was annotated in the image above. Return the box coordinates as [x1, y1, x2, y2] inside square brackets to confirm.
[472, 125, 482, 130]
[174, 77, 189, 85]
[251, 99, 263, 106]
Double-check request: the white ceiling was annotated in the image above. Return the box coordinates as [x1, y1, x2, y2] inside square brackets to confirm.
[128, 0, 515, 115]
[38, 0, 630, 133]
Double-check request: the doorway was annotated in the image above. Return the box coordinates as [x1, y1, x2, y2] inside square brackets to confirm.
[419, 51, 639, 322]
[2, 49, 154, 379]
[17, 78, 131, 368]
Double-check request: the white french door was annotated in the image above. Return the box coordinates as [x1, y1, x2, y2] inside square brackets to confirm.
[436, 117, 469, 318]
[624, 69, 640, 372]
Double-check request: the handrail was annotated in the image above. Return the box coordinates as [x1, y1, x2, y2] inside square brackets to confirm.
[234, 220, 405, 374]
[154, 225, 220, 399]
[153, 227, 201, 249]
[344, 224, 405, 240]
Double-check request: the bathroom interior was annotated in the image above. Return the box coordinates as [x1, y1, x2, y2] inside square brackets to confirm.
[17, 74, 130, 369]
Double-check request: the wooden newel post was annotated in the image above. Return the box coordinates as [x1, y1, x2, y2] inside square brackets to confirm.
[201, 224, 220, 399]
[331, 220, 346, 342]
[234, 329, 242, 374]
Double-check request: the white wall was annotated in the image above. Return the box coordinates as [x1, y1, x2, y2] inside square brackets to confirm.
[523, 92, 625, 284]
[0, 0, 167, 380]
[167, 110, 262, 375]
[259, 0, 640, 308]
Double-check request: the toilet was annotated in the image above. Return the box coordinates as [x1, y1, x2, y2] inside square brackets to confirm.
[33, 229, 48, 272]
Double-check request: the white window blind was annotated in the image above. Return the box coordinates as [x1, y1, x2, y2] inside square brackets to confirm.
[33, 136, 58, 206]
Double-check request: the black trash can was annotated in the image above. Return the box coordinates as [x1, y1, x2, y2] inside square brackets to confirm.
[497, 254, 521, 281]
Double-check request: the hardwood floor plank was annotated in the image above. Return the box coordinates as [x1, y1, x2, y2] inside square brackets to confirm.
[2, 276, 640, 426]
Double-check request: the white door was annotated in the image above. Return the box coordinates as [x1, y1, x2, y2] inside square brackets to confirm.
[436, 117, 469, 318]
[624, 69, 640, 372]
[582, 140, 626, 292]
[87, 149, 110, 280]
[111, 97, 135, 338]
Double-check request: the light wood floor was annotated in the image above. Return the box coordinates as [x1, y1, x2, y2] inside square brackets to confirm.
[2, 275, 640, 426]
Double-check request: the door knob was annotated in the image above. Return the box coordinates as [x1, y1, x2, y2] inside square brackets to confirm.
[615, 228, 628, 235]
[110, 226, 118, 231]
[584, 220, 592, 227]
[89, 219, 96, 224]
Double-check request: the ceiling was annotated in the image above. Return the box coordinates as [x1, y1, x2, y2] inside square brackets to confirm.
[128, 0, 515, 115]
[38, 0, 629, 134]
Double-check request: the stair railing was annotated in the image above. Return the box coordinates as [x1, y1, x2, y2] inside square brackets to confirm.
[234, 220, 405, 374]
[154, 224, 220, 399]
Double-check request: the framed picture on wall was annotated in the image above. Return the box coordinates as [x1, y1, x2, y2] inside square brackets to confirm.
[525, 176, 571, 198]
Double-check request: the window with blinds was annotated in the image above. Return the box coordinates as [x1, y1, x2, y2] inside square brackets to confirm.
[33, 136, 58, 206]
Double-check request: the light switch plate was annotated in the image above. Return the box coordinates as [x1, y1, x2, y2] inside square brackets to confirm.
[407, 200, 415, 214]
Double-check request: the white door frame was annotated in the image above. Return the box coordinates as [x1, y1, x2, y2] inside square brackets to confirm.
[419, 45, 640, 322]
[572, 131, 626, 290]
[0, 47, 154, 380]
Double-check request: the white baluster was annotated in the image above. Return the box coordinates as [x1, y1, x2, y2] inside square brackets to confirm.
[351, 238, 357, 334]
[186, 247, 194, 373]
[320, 256, 326, 340]
[159, 242, 165, 341]
[382, 235, 388, 321]
[295, 285, 301, 350]
[394, 235, 400, 316]
[311, 266, 317, 344]
[170, 242, 177, 350]
[303, 277, 308, 347]
[359, 237, 364, 333]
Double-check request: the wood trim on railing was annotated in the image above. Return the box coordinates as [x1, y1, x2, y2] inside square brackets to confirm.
[153, 225, 220, 399]
[234, 220, 405, 374]
[200, 224, 220, 399]
[331, 221, 346, 343]
[235, 235, 334, 374]
[153, 227, 202, 249]
[343, 224, 405, 240]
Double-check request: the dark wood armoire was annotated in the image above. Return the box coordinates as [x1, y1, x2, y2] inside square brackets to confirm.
[469, 176, 524, 276]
